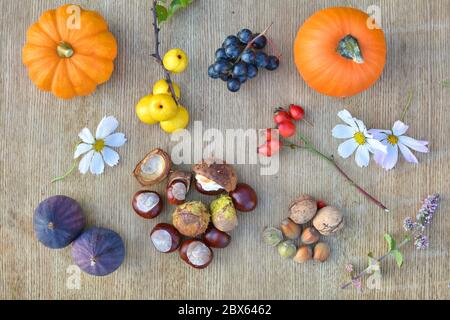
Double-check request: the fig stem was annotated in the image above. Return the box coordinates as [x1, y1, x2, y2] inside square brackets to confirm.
[150, 0, 179, 106]
[285, 133, 389, 213]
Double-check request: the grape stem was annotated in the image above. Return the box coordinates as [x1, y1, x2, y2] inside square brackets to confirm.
[285, 133, 389, 212]
[150, 0, 179, 105]
[235, 22, 274, 63]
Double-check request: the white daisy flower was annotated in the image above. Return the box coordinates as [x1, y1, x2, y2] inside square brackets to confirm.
[74, 116, 127, 175]
[369, 121, 429, 170]
[332, 110, 387, 168]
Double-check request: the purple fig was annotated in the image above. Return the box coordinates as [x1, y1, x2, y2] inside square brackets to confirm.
[72, 227, 125, 276]
[33, 195, 85, 249]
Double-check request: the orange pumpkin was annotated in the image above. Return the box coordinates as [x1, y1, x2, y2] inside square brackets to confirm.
[22, 4, 117, 99]
[294, 7, 386, 98]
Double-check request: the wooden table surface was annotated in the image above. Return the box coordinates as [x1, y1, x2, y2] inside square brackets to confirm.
[1, 0, 449, 300]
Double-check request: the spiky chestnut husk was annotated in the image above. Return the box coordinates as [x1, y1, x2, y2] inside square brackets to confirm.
[172, 201, 210, 237]
[210, 195, 238, 232]
[34, 195, 85, 249]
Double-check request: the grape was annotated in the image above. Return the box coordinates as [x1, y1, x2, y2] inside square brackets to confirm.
[222, 35, 240, 48]
[247, 64, 258, 79]
[232, 62, 248, 77]
[213, 59, 233, 75]
[208, 65, 220, 79]
[225, 44, 242, 59]
[237, 29, 253, 44]
[251, 34, 267, 49]
[266, 56, 280, 71]
[220, 74, 232, 82]
[227, 78, 241, 92]
[237, 74, 248, 84]
[255, 51, 269, 68]
[215, 48, 228, 61]
[241, 49, 256, 64]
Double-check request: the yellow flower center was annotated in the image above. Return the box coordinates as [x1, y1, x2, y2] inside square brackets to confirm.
[354, 132, 366, 145]
[387, 135, 399, 145]
[93, 139, 105, 152]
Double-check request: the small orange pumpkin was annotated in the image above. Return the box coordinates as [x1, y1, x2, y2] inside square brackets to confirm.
[22, 4, 117, 99]
[294, 7, 386, 98]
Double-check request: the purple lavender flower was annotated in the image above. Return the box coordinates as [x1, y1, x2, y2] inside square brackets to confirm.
[416, 194, 440, 227]
[403, 217, 415, 231]
[345, 264, 354, 273]
[414, 234, 429, 250]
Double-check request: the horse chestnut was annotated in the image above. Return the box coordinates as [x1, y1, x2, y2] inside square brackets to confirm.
[33, 195, 85, 249]
[150, 223, 181, 253]
[202, 225, 231, 249]
[132, 190, 163, 219]
[166, 171, 191, 205]
[72, 227, 125, 276]
[179, 239, 213, 269]
[229, 183, 257, 212]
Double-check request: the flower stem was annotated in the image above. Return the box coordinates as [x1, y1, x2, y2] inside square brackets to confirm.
[151, 0, 179, 105]
[400, 89, 414, 122]
[286, 132, 389, 212]
[51, 161, 77, 183]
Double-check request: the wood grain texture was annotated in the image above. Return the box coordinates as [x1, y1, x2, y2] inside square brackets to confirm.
[1, 0, 449, 300]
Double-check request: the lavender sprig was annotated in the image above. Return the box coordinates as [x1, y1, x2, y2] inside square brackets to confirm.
[341, 194, 440, 290]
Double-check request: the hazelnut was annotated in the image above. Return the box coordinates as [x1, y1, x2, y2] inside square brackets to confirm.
[202, 225, 231, 249]
[262, 227, 283, 247]
[229, 183, 258, 212]
[301, 227, 320, 245]
[179, 239, 213, 269]
[289, 195, 317, 224]
[172, 201, 210, 237]
[131, 190, 163, 219]
[312, 206, 344, 236]
[166, 171, 192, 205]
[277, 241, 297, 259]
[313, 242, 331, 263]
[210, 195, 238, 232]
[150, 223, 181, 253]
[294, 245, 312, 263]
[193, 160, 238, 194]
[133, 149, 171, 186]
[280, 218, 301, 240]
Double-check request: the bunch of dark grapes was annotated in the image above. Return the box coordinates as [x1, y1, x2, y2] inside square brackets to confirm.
[208, 29, 280, 92]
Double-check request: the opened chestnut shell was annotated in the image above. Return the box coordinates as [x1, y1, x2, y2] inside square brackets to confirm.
[229, 183, 257, 212]
[166, 171, 192, 205]
[150, 223, 181, 253]
[132, 190, 163, 219]
[202, 225, 231, 249]
[133, 149, 171, 186]
[193, 160, 238, 194]
[179, 239, 213, 269]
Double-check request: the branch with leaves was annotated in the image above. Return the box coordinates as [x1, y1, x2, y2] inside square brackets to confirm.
[150, 0, 193, 104]
[341, 194, 440, 291]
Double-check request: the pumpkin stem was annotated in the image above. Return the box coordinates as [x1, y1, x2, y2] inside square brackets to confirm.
[57, 42, 74, 58]
[337, 35, 364, 64]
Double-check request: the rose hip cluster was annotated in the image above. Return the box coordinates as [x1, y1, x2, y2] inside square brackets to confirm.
[258, 104, 310, 157]
[132, 149, 258, 269]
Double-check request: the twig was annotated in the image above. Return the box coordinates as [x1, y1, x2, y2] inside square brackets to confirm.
[286, 133, 389, 212]
[151, 0, 179, 105]
[400, 90, 414, 122]
[235, 22, 274, 63]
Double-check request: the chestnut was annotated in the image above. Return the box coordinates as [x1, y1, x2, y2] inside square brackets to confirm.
[166, 171, 192, 205]
[133, 148, 171, 186]
[150, 223, 181, 253]
[192, 160, 238, 195]
[229, 183, 258, 212]
[132, 190, 163, 219]
[179, 239, 213, 269]
[202, 225, 231, 249]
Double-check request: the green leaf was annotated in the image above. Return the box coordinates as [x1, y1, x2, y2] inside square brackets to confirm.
[168, 0, 193, 18]
[367, 252, 381, 274]
[442, 81, 450, 87]
[384, 234, 397, 252]
[391, 250, 404, 268]
[156, 4, 168, 23]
